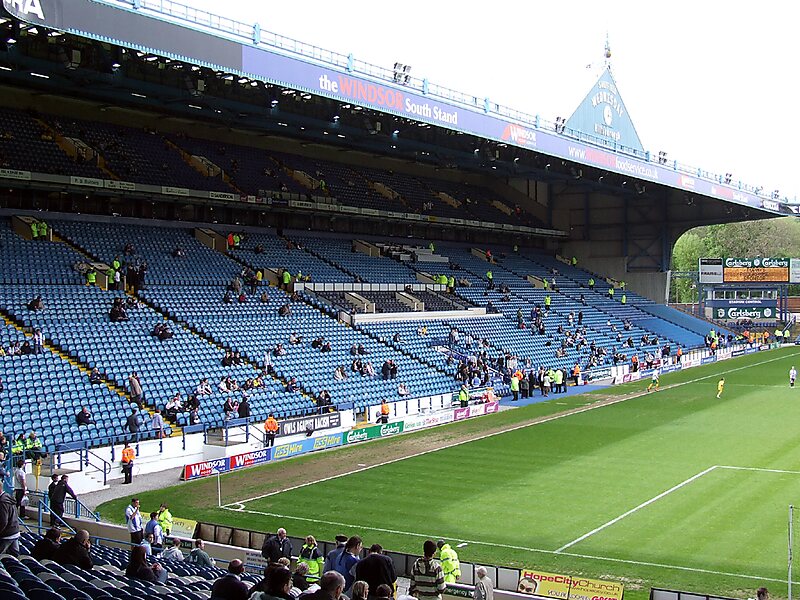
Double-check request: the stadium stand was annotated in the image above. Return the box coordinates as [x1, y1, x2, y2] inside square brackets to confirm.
[7, 532, 259, 600]
[0, 207, 719, 458]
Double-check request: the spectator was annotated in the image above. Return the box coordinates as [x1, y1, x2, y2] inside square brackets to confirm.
[278, 303, 292, 317]
[145, 511, 164, 551]
[301, 572, 346, 600]
[397, 383, 410, 397]
[165, 394, 183, 421]
[335, 535, 362, 593]
[262, 527, 292, 563]
[238, 395, 251, 419]
[53, 529, 93, 571]
[126, 408, 141, 442]
[196, 378, 213, 396]
[49, 475, 77, 527]
[251, 565, 293, 600]
[409, 540, 446, 600]
[223, 397, 239, 420]
[323, 534, 349, 573]
[375, 585, 393, 600]
[160, 536, 183, 561]
[0, 485, 19, 556]
[187, 538, 215, 567]
[352, 581, 370, 600]
[355, 544, 397, 600]
[141, 534, 153, 556]
[473, 567, 494, 600]
[75, 406, 93, 426]
[125, 498, 144, 543]
[126, 544, 167, 583]
[293, 562, 312, 592]
[13, 460, 26, 520]
[27, 295, 44, 311]
[212, 559, 249, 600]
[152, 409, 166, 439]
[129, 372, 143, 407]
[32, 528, 61, 561]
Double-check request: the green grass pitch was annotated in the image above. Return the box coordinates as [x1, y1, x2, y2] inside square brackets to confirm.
[100, 346, 800, 600]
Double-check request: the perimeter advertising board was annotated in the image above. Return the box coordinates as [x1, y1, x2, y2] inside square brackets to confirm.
[517, 569, 623, 600]
[343, 422, 404, 445]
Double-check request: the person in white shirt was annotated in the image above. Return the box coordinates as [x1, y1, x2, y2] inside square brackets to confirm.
[13, 460, 27, 520]
[195, 378, 212, 397]
[151, 410, 165, 439]
[160, 537, 184, 561]
[125, 498, 144, 544]
[791, 366, 797, 388]
[473, 566, 494, 600]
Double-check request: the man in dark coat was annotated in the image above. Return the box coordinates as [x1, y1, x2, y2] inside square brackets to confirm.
[261, 527, 292, 563]
[354, 544, 397, 600]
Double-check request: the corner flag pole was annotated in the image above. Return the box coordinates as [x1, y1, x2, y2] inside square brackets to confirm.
[790, 504, 794, 600]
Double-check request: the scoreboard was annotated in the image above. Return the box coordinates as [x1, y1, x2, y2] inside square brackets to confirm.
[700, 257, 800, 284]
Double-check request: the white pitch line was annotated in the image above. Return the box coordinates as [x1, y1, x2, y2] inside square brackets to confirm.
[554, 465, 719, 553]
[720, 465, 800, 475]
[226, 348, 799, 508]
[220, 505, 799, 586]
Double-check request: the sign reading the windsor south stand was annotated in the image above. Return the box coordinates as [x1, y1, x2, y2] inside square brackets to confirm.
[517, 569, 623, 600]
[700, 257, 800, 283]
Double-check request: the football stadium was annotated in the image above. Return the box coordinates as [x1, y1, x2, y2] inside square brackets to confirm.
[0, 2, 799, 600]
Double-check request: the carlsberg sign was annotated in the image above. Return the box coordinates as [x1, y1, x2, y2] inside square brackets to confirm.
[344, 422, 404, 445]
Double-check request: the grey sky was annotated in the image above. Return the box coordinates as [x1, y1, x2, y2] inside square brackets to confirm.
[187, 0, 798, 201]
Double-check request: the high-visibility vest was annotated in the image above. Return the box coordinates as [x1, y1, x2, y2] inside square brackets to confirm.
[621, 295, 627, 304]
[12, 439, 24, 454]
[381, 402, 390, 416]
[545, 296, 551, 306]
[113, 259, 121, 271]
[86, 270, 96, 284]
[608, 288, 614, 296]
[121, 447, 135, 463]
[458, 389, 469, 403]
[30, 222, 38, 237]
[486, 271, 493, 280]
[233, 234, 241, 247]
[282, 271, 291, 284]
[157, 508, 173, 532]
[38, 222, 48, 236]
[256, 271, 263, 282]
[588, 278, 595, 286]
[429, 243, 435, 252]
[265, 417, 278, 433]
[448, 276, 455, 288]
[439, 544, 461, 582]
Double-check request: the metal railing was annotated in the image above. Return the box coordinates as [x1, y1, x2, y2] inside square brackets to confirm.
[99, 0, 792, 203]
[28, 490, 100, 523]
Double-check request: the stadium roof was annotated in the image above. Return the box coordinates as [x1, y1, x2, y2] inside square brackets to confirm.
[0, 0, 791, 218]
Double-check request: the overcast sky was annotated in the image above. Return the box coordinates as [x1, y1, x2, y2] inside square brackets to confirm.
[188, 0, 799, 201]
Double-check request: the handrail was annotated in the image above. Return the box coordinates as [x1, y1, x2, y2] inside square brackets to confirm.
[85, 448, 112, 487]
[29, 490, 100, 523]
[33, 499, 77, 534]
[96, 0, 791, 204]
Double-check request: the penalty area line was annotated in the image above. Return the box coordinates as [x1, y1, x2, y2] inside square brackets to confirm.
[220, 505, 798, 586]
